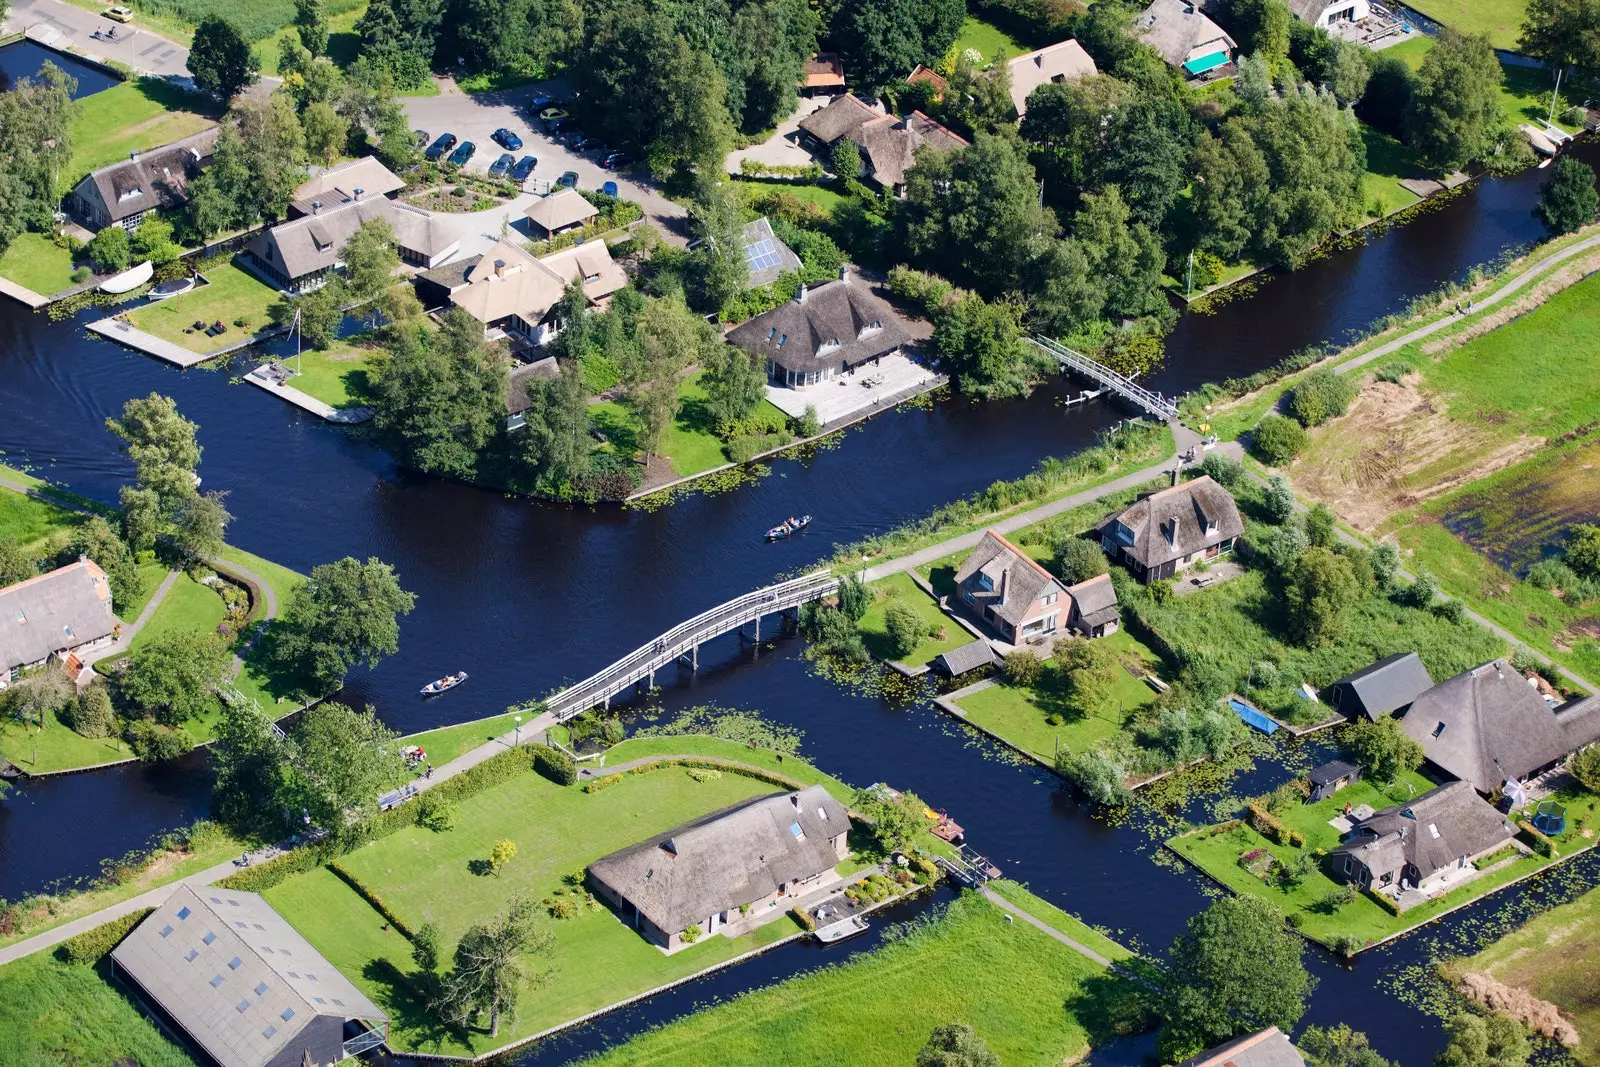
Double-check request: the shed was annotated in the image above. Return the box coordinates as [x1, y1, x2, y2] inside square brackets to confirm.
[1307, 759, 1361, 801]
[523, 189, 598, 237]
[934, 639, 997, 678]
[1329, 651, 1434, 721]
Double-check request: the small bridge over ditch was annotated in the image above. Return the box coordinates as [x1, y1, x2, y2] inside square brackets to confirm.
[1027, 336, 1180, 421]
[543, 570, 840, 721]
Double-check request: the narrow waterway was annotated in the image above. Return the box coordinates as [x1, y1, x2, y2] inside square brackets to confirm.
[1, 143, 1595, 1064]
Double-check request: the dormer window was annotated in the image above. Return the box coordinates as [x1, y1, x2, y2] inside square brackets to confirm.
[778, 334, 788, 346]
[1042, 592, 1057, 606]
[975, 572, 993, 592]
[118, 188, 143, 202]
[768, 327, 776, 340]
[63, 623, 75, 640]
[1432, 722, 1446, 738]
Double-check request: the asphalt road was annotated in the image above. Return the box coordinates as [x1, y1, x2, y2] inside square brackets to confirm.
[401, 79, 690, 246]
[4, 0, 191, 78]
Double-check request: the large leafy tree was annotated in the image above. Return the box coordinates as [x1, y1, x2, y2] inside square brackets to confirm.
[341, 217, 401, 305]
[354, 0, 443, 89]
[1406, 29, 1504, 171]
[917, 1022, 1000, 1067]
[1434, 1012, 1530, 1067]
[834, 0, 963, 89]
[294, 0, 329, 55]
[373, 310, 507, 477]
[442, 898, 555, 1036]
[1299, 1024, 1399, 1067]
[1343, 716, 1424, 782]
[1284, 545, 1362, 646]
[1223, 0, 1291, 57]
[1020, 74, 1136, 207]
[211, 697, 290, 831]
[1520, 0, 1600, 78]
[1191, 120, 1272, 262]
[284, 700, 407, 834]
[1538, 156, 1598, 233]
[700, 346, 767, 431]
[518, 357, 594, 489]
[726, 0, 819, 131]
[185, 96, 308, 235]
[931, 293, 1034, 399]
[1070, 185, 1168, 321]
[190, 17, 259, 101]
[627, 296, 718, 457]
[1250, 84, 1365, 266]
[117, 630, 234, 726]
[268, 556, 417, 695]
[1160, 895, 1313, 1061]
[107, 392, 202, 515]
[0, 62, 74, 256]
[170, 491, 232, 564]
[1103, 97, 1194, 229]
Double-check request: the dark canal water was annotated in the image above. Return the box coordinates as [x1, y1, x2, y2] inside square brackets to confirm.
[1, 143, 1595, 1064]
[0, 40, 120, 97]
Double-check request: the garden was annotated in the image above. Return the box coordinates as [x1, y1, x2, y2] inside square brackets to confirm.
[125, 257, 281, 354]
[65, 77, 218, 181]
[0, 234, 81, 298]
[856, 572, 970, 668]
[276, 334, 382, 410]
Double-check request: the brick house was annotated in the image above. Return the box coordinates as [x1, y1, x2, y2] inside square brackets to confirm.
[953, 530, 1067, 643]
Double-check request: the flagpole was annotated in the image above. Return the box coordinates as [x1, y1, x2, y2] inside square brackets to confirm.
[294, 307, 302, 377]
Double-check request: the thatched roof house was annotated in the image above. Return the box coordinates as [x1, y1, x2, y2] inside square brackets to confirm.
[1329, 781, 1514, 894]
[0, 559, 116, 677]
[524, 188, 599, 236]
[725, 274, 907, 387]
[69, 126, 220, 232]
[1100, 475, 1242, 584]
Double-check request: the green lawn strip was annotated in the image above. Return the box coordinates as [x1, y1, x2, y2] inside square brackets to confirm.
[274, 767, 817, 1055]
[117, 559, 173, 622]
[1384, 38, 1577, 133]
[590, 372, 779, 479]
[128, 573, 227, 651]
[598, 735, 858, 802]
[66, 78, 218, 181]
[0, 705, 135, 772]
[954, 630, 1159, 765]
[578, 891, 1145, 1067]
[1358, 123, 1424, 218]
[858, 571, 970, 667]
[0, 954, 194, 1065]
[732, 177, 845, 213]
[984, 879, 1138, 965]
[398, 711, 530, 764]
[1468, 882, 1600, 1054]
[1401, 0, 1527, 49]
[217, 544, 305, 612]
[259, 2, 368, 75]
[0, 233, 79, 297]
[953, 14, 1029, 63]
[283, 337, 380, 409]
[0, 480, 86, 552]
[126, 258, 279, 353]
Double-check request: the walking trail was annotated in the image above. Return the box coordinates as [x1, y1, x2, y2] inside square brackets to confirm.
[978, 887, 1160, 991]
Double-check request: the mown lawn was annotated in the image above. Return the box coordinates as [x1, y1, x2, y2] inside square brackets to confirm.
[591, 372, 789, 480]
[955, 629, 1161, 766]
[0, 706, 136, 772]
[858, 572, 970, 667]
[126, 258, 280, 354]
[0, 233, 79, 297]
[66, 78, 218, 181]
[268, 759, 830, 1055]
[1358, 123, 1424, 217]
[732, 177, 845, 214]
[284, 337, 380, 409]
[953, 14, 1029, 63]
[0, 954, 194, 1065]
[398, 711, 531, 765]
[598, 734, 859, 801]
[0, 479, 85, 551]
[129, 573, 227, 651]
[985, 879, 1139, 965]
[258, 1, 368, 75]
[579, 891, 1147, 1067]
[1469, 882, 1600, 1061]
[1402, 0, 1528, 49]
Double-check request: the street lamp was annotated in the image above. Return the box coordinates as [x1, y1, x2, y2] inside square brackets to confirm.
[514, 714, 523, 746]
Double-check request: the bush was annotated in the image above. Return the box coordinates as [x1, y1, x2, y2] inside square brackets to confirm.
[126, 720, 192, 762]
[681, 923, 702, 943]
[791, 905, 816, 931]
[1247, 801, 1305, 848]
[1199, 452, 1244, 489]
[1405, 569, 1439, 608]
[1288, 368, 1358, 427]
[1517, 820, 1557, 858]
[886, 265, 958, 315]
[1054, 537, 1109, 585]
[1002, 649, 1044, 687]
[882, 599, 924, 659]
[1365, 887, 1402, 915]
[56, 907, 154, 964]
[529, 743, 577, 786]
[1252, 414, 1308, 466]
[1375, 360, 1410, 384]
[798, 405, 822, 437]
[1434, 599, 1466, 624]
[1060, 749, 1129, 806]
[1527, 558, 1579, 592]
[69, 684, 117, 739]
[414, 792, 456, 832]
[1569, 745, 1600, 793]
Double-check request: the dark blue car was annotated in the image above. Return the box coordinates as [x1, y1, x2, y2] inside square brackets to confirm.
[601, 180, 618, 197]
[447, 141, 476, 167]
[492, 127, 523, 151]
[511, 155, 538, 181]
[424, 133, 456, 160]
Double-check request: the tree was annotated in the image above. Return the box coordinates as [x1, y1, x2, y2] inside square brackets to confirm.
[342, 217, 400, 305]
[131, 216, 181, 266]
[1344, 715, 1424, 782]
[68, 515, 141, 612]
[119, 486, 163, 554]
[1289, 367, 1357, 427]
[1434, 1012, 1530, 1067]
[412, 921, 441, 973]
[271, 276, 347, 350]
[1264, 474, 1297, 524]
[1225, 0, 1291, 57]
[628, 297, 717, 457]
[1285, 546, 1361, 645]
[302, 100, 349, 164]
[211, 697, 289, 831]
[1249, 85, 1365, 266]
[1538, 156, 1598, 234]
[354, 0, 442, 90]
[1568, 744, 1600, 793]
[518, 355, 593, 490]
[269, 556, 417, 695]
[183, 95, 308, 235]
[0, 536, 35, 587]
[700, 346, 766, 432]
[489, 839, 517, 875]
[108, 392, 202, 515]
[295, 0, 329, 56]
[1252, 414, 1307, 466]
[1567, 523, 1600, 580]
[883, 599, 924, 658]
[1160, 895, 1313, 1061]
[850, 785, 927, 851]
[1305, 502, 1337, 548]
[830, 138, 861, 182]
[1069, 185, 1168, 321]
[1406, 30, 1503, 171]
[1055, 639, 1120, 718]
[442, 898, 554, 1037]
[1019, 74, 1136, 202]
[1191, 121, 1271, 262]
[286, 700, 406, 833]
[69, 683, 118, 740]
[190, 17, 259, 101]
[0, 62, 76, 258]
[1300, 1024, 1399, 1067]
[171, 491, 231, 563]
[836, 0, 964, 88]
[690, 180, 749, 312]
[1103, 98, 1194, 229]
[373, 311, 506, 477]
[917, 1022, 999, 1067]
[836, 575, 871, 623]
[931, 293, 1034, 399]
[87, 226, 132, 273]
[1520, 0, 1600, 76]
[1054, 537, 1109, 585]
[117, 630, 233, 726]
[1372, 541, 1402, 588]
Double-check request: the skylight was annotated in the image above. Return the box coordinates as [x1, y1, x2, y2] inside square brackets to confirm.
[790, 822, 806, 841]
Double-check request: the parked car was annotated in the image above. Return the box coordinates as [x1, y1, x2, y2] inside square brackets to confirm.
[601, 180, 619, 197]
[511, 155, 538, 181]
[425, 133, 457, 160]
[557, 171, 579, 189]
[538, 107, 569, 122]
[447, 141, 476, 167]
[488, 152, 515, 177]
[601, 150, 632, 169]
[491, 128, 523, 151]
[105, 5, 134, 20]
[414, 130, 430, 146]
[569, 135, 596, 153]
[528, 94, 557, 112]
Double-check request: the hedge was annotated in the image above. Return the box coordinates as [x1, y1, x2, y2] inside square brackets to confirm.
[1365, 887, 1402, 916]
[216, 843, 339, 893]
[581, 757, 807, 794]
[790, 905, 815, 931]
[57, 907, 154, 964]
[1246, 802, 1306, 848]
[1517, 820, 1558, 858]
[329, 862, 417, 940]
[529, 743, 577, 786]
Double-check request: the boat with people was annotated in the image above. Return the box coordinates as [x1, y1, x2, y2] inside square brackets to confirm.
[420, 670, 468, 696]
[765, 514, 811, 541]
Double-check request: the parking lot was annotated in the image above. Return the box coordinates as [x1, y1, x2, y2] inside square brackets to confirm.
[401, 81, 690, 246]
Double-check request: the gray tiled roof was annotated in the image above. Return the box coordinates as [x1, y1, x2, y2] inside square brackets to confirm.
[1334, 651, 1434, 720]
[1066, 572, 1119, 628]
[74, 126, 220, 224]
[112, 884, 385, 1067]
[249, 198, 454, 282]
[1102, 475, 1242, 570]
[1308, 759, 1359, 786]
[1330, 781, 1515, 882]
[725, 277, 907, 374]
[588, 786, 849, 934]
[935, 639, 997, 676]
[1134, 0, 1236, 67]
[0, 559, 115, 672]
[1178, 1027, 1305, 1067]
[953, 529, 1063, 628]
[1400, 659, 1600, 791]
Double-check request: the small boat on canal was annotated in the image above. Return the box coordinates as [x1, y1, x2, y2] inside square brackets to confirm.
[814, 914, 870, 943]
[765, 514, 811, 540]
[99, 260, 153, 294]
[148, 275, 198, 300]
[420, 670, 468, 696]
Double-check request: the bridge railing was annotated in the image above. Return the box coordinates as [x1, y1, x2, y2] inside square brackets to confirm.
[1027, 336, 1178, 420]
[546, 570, 839, 719]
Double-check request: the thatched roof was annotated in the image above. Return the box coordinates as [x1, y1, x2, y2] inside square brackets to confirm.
[524, 189, 599, 234]
[249, 198, 454, 282]
[73, 126, 219, 225]
[954, 529, 1063, 628]
[291, 156, 406, 216]
[798, 93, 879, 145]
[1066, 572, 1119, 628]
[849, 111, 967, 188]
[725, 276, 907, 373]
[1331, 781, 1514, 881]
[1101, 475, 1243, 570]
[0, 559, 115, 671]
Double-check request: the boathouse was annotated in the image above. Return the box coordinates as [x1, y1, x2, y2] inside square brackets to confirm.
[0, 559, 116, 681]
[587, 785, 850, 951]
[1307, 759, 1361, 802]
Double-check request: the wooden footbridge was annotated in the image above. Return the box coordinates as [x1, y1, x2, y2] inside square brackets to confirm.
[543, 570, 840, 720]
[1026, 335, 1179, 421]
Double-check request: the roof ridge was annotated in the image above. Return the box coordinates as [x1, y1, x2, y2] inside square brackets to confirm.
[0, 558, 91, 595]
[982, 528, 1059, 588]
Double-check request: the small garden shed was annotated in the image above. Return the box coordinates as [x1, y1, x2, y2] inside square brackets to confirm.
[1307, 759, 1361, 801]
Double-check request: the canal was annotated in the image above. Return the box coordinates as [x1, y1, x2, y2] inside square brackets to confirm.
[0, 142, 1594, 1064]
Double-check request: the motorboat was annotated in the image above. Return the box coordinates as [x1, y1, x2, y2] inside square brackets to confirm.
[765, 515, 811, 541]
[420, 671, 468, 696]
[148, 275, 198, 300]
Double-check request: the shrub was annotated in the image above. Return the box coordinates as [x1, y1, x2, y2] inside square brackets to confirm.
[1288, 368, 1358, 427]
[1435, 598, 1466, 624]
[216, 843, 338, 892]
[529, 742, 577, 785]
[1002, 649, 1044, 687]
[1264, 475, 1298, 525]
[1569, 745, 1600, 793]
[1247, 802, 1305, 847]
[791, 905, 816, 931]
[56, 907, 154, 964]
[330, 862, 416, 938]
[685, 767, 722, 782]
[1252, 414, 1308, 466]
[70, 266, 92, 284]
[69, 684, 117, 739]
[1527, 559, 1578, 592]
[1365, 887, 1402, 915]
[414, 792, 456, 832]
[798, 405, 822, 437]
[1199, 452, 1244, 489]
[1054, 537, 1109, 585]
[1329, 932, 1364, 957]
[681, 923, 702, 943]
[882, 600, 925, 658]
[886, 265, 958, 315]
[1375, 360, 1410, 384]
[1517, 820, 1557, 858]
[547, 897, 577, 919]
[1060, 749, 1129, 806]
[126, 720, 192, 762]
[1405, 569, 1439, 608]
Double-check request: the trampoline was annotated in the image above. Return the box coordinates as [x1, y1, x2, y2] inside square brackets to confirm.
[1533, 800, 1567, 835]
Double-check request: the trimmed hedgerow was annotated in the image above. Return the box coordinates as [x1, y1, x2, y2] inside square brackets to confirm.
[215, 844, 338, 893]
[529, 743, 577, 786]
[56, 907, 155, 965]
[582, 757, 807, 795]
[329, 862, 417, 939]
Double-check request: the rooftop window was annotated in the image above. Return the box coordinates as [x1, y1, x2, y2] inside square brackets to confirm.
[202, 931, 216, 945]
[159, 924, 173, 938]
[255, 982, 269, 995]
[176, 907, 191, 920]
[281, 1008, 296, 1022]
[262, 1025, 278, 1039]
[210, 975, 225, 988]
[236, 1000, 251, 1013]
[185, 949, 199, 962]
[228, 957, 242, 970]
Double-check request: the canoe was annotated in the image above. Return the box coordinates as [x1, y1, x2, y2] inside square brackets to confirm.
[148, 276, 197, 300]
[99, 260, 154, 294]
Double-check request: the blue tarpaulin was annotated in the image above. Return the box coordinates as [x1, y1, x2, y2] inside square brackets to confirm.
[1183, 51, 1231, 75]
[1229, 698, 1280, 735]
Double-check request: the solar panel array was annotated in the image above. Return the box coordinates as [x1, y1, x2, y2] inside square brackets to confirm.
[744, 238, 782, 272]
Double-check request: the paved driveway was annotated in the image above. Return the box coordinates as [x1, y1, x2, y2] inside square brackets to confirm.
[5, 0, 190, 78]
[401, 79, 690, 246]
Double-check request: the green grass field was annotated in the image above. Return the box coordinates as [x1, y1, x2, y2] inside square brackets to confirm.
[1468, 883, 1600, 1062]
[127, 258, 280, 354]
[129, 573, 227, 650]
[112, 0, 365, 45]
[267, 757, 840, 1055]
[0, 479, 85, 552]
[591, 372, 789, 480]
[732, 178, 846, 214]
[259, 2, 368, 75]
[1359, 124, 1424, 217]
[857, 572, 970, 667]
[284, 337, 380, 409]
[955, 629, 1161, 766]
[399, 711, 531, 764]
[1401, 0, 1528, 50]
[0, 954, 194, 1065]
[0, 706, 136, 772]
[66, 78, 218, 182]
[953, 15, 1029, 64]
[580, 891, 1146, 1067]
[598, 734, 859, 800]
[0, 233, 79, 297]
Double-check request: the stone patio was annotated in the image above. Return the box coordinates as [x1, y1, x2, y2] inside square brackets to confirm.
[762, 351, 942, 426]
[1170, 558, 1246, 596]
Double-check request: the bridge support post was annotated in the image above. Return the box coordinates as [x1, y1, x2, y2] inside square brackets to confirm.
[692, 643, 698, 671]
[648, 668, 654, 688]
[754, 615, 760, 642]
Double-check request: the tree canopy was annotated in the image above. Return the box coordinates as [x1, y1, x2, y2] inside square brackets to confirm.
[190, 17, 259, 101]
[268, 556, 417, 695]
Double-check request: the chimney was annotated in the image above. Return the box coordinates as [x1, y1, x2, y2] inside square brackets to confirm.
[311, 200, 322, 215]
[353, 187, 364, 201]
[493, 258, 506, 277]
[129, 150, 139, 162]
[839, 267, 849, 284]
[797, 284, 807, 305]
[1171, 466, 1181, 487]
[1167, 513, 1180, 545]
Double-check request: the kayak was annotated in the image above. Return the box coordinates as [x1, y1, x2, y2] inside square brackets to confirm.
[148, 276, 198, 300]
[420, 671, 468, 696]
[765, 514, 812, 541]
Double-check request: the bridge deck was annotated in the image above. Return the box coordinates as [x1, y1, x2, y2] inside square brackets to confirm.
[1026, 336, 1178, 421]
